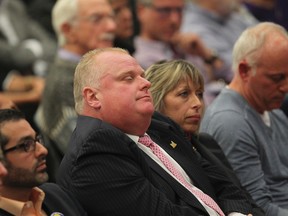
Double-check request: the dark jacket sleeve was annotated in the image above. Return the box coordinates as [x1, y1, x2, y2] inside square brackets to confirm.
[40, 183, 87, 216]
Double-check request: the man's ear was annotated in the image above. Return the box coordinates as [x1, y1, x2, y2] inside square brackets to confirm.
[238, 60, 251, 82]
[61, 22, 76, 43]
[83, 87, 101, 109]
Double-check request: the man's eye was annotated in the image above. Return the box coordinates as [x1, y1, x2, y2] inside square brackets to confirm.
[90, 15, 103, 23]
[114, 5, 128, 15]
[22, 140, 33, 151]
[124, 76, 133, 80]
[87, 14, 115, 23]
[270, 74, 285, 82]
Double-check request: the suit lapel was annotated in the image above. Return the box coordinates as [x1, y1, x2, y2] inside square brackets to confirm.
[126, 132, 208, 214]
[141, 150, 209, 214]
[148, 118, 216, 198]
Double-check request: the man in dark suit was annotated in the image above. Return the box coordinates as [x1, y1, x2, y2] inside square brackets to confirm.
[0, 109, 86, 216]
[57, 47, 253, 215]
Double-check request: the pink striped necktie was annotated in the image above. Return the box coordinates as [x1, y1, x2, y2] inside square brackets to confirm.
[139, 134, 225, 216]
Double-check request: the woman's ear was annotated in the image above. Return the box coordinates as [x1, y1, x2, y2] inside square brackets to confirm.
[83, 87, 101, 109]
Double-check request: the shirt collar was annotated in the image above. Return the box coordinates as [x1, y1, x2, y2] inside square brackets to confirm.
[134, 36, 171, 51]
[126, 134, 140, 144]
[261, 111, 271, 127]
[58, 48, 81, 62]
[0, 187, 45, 216]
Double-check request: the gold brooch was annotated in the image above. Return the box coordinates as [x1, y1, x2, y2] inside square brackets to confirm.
[170, 141, 177, 148]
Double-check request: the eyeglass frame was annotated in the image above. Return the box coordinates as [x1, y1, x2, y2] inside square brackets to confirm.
[144, 3, 183, 17]
[74, 12, 115, 25]
[3, 135, 44, 155]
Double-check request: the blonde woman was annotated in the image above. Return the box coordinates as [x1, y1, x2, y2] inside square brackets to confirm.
[146, 59, 264, 216]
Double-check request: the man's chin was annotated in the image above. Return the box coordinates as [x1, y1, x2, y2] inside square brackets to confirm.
[36, 172, 49, 184]
[270, 99, 285, 109]
[97, 41, 114, 48]
[141, 101, 154, 114]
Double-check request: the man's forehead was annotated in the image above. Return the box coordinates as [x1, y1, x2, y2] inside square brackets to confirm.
[1, 120, 35, 146]
[1, 119, 31, 135]
[152, 0, 184, 6]
[97, 50, 129, 62]
[110, 0, 128, 7]
[78, 0, 112, 14]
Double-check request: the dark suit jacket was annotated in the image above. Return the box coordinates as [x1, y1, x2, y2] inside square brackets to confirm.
[57, 115, 252, 216]
[0, 183, 86, 216]
[151, 112, 264, 216]
[40, 183, 87, 216]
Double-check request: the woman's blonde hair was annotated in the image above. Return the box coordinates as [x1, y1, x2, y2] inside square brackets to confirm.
[145, 59, 204, 112]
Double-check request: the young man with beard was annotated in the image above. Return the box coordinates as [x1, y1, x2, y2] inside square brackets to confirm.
[0, 109, 86, 216]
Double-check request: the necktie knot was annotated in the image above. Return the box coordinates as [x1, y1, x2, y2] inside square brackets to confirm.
[139, 135, 154, 148]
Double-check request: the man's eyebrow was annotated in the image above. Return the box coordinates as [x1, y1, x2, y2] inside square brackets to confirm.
[15, 135, 35, 144]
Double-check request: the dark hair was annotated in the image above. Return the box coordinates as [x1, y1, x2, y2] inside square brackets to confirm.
[0, 109, 26, 153]
[0, 109, 25, 125]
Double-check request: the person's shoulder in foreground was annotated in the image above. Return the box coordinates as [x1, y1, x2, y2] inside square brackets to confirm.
[201, 22, 288, 216]
[40, 182, 87, 216]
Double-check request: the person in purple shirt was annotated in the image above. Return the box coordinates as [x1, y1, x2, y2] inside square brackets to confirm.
[134, 0, 226, 105]
[181, 0, 258, 84]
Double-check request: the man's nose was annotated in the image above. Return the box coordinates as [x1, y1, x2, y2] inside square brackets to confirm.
[35, 142, 48, 157]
